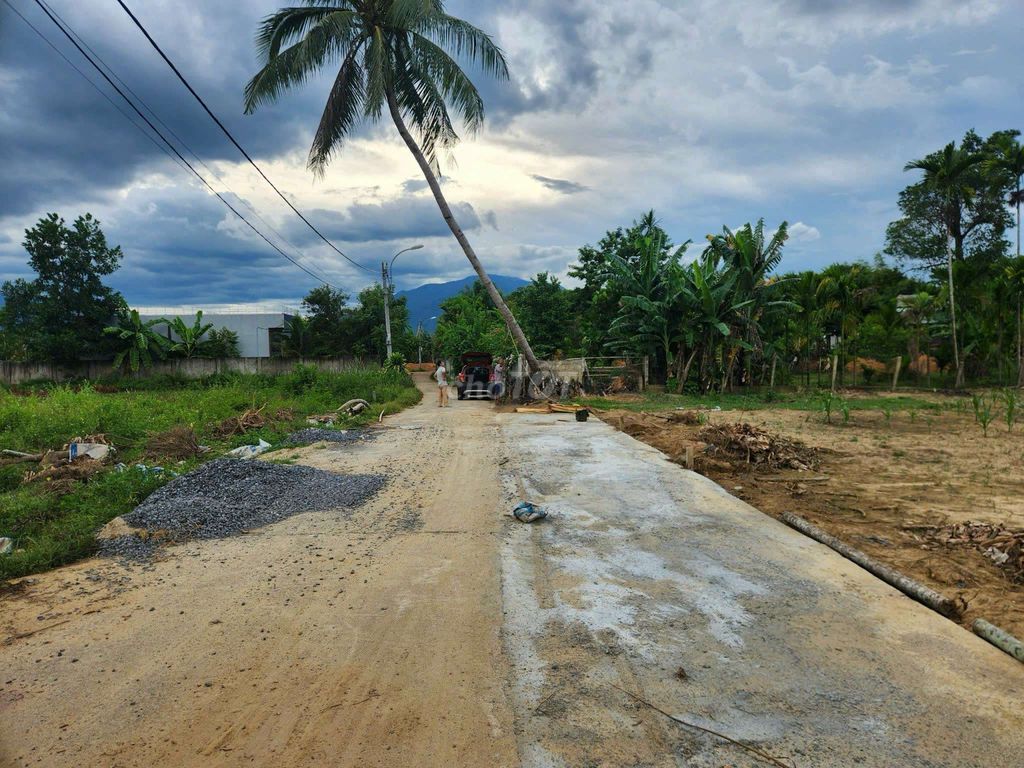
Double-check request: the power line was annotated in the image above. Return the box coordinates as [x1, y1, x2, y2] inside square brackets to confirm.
[1, 0, 191, 178]
[113, 0, 374, 274]
[34, 0, 320, 281]
[24, 0, 337, 288]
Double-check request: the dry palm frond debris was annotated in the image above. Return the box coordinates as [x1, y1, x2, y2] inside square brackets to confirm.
[699, 423, 817, 471]
[924, 522, 1024, 582]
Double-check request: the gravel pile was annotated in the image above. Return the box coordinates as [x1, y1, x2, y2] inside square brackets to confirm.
[99, 458, 384, 557]
[284, 428, 374, 445]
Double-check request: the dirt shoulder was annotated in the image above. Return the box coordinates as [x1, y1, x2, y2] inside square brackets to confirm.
[599, 399, 1024, 639]
[0, 376, 518, 768]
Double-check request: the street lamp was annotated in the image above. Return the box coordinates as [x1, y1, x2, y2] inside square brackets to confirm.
[417, 315, 437, 364]
[382, 244, 424, 358]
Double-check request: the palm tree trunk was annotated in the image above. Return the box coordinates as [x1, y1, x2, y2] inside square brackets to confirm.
[385, 91, 541, 373]
[946, 231, 963, 388]
[1017, 294, 1023, 388]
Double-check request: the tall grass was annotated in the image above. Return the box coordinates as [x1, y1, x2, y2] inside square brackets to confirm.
[0, 365, 420, 580]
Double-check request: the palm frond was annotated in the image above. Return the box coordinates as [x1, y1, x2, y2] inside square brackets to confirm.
[309, 47, 367, 174]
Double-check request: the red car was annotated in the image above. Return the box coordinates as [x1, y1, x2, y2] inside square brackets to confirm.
[456, 352, 496, 400]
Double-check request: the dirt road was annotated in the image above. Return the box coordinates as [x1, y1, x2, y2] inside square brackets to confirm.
[1, 377, 518, 767]
[3, 377, 1024, 767]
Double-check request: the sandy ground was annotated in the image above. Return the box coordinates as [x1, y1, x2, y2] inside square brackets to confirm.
[0, 377, 519, 768]
[603, 397, 1024, 639]
[2, 380, 1023, 767]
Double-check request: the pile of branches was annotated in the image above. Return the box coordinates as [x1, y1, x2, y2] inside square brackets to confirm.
[214, 406, 267, 437]
[926, 522, 1024, 582]
[698, 423, 817, 471]
[144, 425, 203, 461]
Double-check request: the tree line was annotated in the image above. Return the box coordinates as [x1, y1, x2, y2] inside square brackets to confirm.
[429, 128, 1024, 390]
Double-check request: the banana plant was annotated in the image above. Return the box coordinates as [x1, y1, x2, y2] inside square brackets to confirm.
[104, 309, 171, 372]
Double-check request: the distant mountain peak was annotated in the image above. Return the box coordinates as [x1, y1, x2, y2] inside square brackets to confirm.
[397, 274, 529, 331]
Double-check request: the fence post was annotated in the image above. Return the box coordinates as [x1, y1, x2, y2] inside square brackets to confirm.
[891, 356, 903, 392]
[642, 356, 649, 392]
[830, 354, 839, 392]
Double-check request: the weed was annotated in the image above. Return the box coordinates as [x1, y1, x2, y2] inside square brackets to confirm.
[972, 394, 982, 424]
[839, 400, 851, 425]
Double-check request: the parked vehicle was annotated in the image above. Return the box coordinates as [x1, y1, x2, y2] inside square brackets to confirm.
[457, 351, 495, 400]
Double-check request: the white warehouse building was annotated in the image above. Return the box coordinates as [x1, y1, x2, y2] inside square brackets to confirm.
[137, 308, 296, 358]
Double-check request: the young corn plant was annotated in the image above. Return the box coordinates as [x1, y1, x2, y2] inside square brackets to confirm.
[1003, 389, 1018, 432]
[977, 397, 995, 437]
[881, 405, 894, 428]
[971, 393, 982, 424]
[821, 391, 836, 424]
[840, 399, 851, 425]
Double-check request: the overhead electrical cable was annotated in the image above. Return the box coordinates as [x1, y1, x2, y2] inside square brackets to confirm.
[113, 0, 374, 274]
[24, 0, 337, 288]
[33, 0, 320, 279]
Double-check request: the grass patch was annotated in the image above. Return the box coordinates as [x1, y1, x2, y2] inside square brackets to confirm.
[579, 389, 943, 414]
[0, 365, 420, 580]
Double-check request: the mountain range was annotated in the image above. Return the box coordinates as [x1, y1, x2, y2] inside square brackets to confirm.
[398, 274, 528, 331]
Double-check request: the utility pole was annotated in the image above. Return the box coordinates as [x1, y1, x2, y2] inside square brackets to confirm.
[382, 260, 394, 358]
[382, 244, 424, 360]
[416, 320, 423, 364]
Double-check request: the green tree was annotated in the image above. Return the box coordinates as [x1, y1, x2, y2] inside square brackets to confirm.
[568, 211, 675, 355]
[339, 285, 415, 362]
[0, 213, 124, 364]
[433, 282, 508, 363]
[244, 0, 541, 372]
[508, 273, 575, 358]
[817, 263, 876, 386]
[104, 309, 171, 373]
[302, 286, 350, 355]
[168, 311, 214, 358]
[903, 140, 988, 386]
[987, 133, 1024, 257]
[281, 315, 314, 357]
[205, 328, 241, 358]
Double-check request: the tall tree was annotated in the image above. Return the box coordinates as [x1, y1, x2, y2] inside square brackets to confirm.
[987, 133, 1024, 257]
[302, 286, 350, 355]
[507, 273, 575, 358]
[1, 213, 124, 364]
[244, 0, 542, 372]
[904, 140, 986, 386]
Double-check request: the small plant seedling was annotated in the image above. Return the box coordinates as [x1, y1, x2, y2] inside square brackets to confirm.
[977, 397, 994, 437]
[840, 400, 851, 425]
[881, 406, 894, 428]
[909, 408, 917, 424]
[971, 394, 982, 424]
[1003, 389, 1017, 432]
[820, 391, 835, 424]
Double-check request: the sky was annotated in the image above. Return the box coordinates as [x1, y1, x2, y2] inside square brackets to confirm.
[0, 0, 1021, 308]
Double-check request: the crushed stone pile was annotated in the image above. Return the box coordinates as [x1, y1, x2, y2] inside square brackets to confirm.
[698, 423, 817, 471]
[99, 458, 384, 560]
[284, 428, 374, 445]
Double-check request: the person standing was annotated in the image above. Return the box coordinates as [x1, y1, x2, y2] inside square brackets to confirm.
[434, 360, 449, 407]
[492, 358, 505, 399]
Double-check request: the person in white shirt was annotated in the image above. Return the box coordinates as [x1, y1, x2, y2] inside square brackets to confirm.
[434, 360, 449, 407]
[492, 358, 505, 399]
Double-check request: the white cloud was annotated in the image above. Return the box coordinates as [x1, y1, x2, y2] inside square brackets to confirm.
[789, 222, 821, 242]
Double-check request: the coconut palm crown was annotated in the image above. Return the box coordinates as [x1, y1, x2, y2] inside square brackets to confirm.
[243, 0, 542, 372]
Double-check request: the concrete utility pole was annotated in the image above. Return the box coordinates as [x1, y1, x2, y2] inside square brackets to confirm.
[382, 244, 424, 358]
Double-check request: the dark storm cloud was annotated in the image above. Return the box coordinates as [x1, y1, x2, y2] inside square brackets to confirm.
[285, 197, 483, 245]
[531, 175, 588, 195]
[0, 0, 332, 213]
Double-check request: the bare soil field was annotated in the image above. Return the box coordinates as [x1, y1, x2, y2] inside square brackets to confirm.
[600, 393, 1024, 639]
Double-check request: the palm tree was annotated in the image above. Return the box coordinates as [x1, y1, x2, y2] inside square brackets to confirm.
[104, 310, 171, 373]
[1006, 257, 1024, 387]
[817, 264, 874, 387]
[900, 291, 937, 385]
[986, 136, 1024, 257]
[705, 219, 791, 387]
[282, 315, 314, 357]
[168, 311, 214, 358]
[905, 142, 985, 387]
[791, 271, 820, 387]
[244, 1, 542, 373]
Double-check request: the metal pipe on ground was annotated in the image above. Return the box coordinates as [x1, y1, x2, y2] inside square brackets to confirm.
[973, 619, 1024, 663]
[781, 511, 961, 620]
